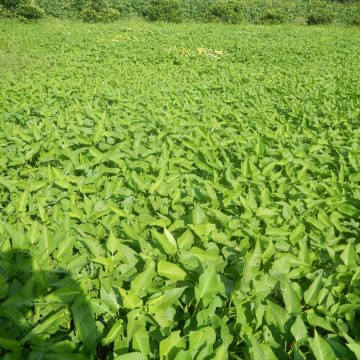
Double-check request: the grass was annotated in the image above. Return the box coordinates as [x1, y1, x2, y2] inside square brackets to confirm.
[0, 18, 360, 359]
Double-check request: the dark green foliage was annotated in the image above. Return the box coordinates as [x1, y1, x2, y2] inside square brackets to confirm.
[16, 0, 44, 19]
[181, 0, 215, 21]
[259, 8, 284, 24]
[145, 0, 183, 22]
[127, 0, 147, 16]
[206, 0, 243, 24]
[306, 8, 334, 24]
[0, 4, 15, 17]
[0, 0, 44, 19]
[36, 0, 81, 18]
[1, 0, 360, 27]
[81, 6, 119, 22]
[349, 13, 360, 24]
[108, 0, 137, 17]
[81, 0, 119, 22]
[0, 0, 20, 7]
[85, 0, 107, 12]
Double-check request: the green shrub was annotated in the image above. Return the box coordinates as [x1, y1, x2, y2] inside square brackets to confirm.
[349, 13, 360, 25]
[108, 0, 136, 17]
[72, 0, 86, 10]
[259, 8, 284, 24]
[102, 5, 119, 20]
[85, 0, 107, 12]
[181, 0, 215, 21]
[0, 0, 45, 19]
[81, 5, 101, 21]
[81, 0, 120, 22]
[306, 8, 334, 25]
[16, 0, 44, 19]
[0, 4, 15, 17]
[128, 0, 147, 16]
[206, 0, 243, 24]
[36, 0, 79, 18]
[0, 0, 20, 7]
[145, 0, 184, 23]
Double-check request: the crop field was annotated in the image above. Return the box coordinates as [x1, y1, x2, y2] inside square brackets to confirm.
[0, 19, 360, 359]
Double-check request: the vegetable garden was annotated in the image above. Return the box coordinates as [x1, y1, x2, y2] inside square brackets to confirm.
[0, 19, 360, 359]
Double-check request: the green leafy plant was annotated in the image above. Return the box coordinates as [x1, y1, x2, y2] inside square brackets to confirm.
[259, 8, 284, 24]
[0, 0, 44, 19]
[206, 0, 243, 24]
[145, 0, 183, 22]
[0, 3, 15, 17]
[107, 0, 137, 17]
[349, 13, 360, 25]
[16, 0, 44, 19]
[306, 8, 334, 25]
[81, 0, 119, 22]
[0, 0, 20, 7]
[36, 0, 80, 18]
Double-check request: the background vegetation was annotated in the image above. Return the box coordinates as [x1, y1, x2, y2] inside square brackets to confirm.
[0, 0, 360, 24]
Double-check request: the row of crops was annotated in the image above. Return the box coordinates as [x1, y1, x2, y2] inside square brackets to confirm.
[0, 19, 360, 360]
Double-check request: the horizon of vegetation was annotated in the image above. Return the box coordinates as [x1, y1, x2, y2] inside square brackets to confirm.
[0, 9, 359, 360]
[0, 0, 360, 25]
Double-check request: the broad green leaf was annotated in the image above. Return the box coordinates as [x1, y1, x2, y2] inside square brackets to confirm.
[291, 316, 307, 343]
[213, 344, 228, 360]
[102, 320, 125, 345]
[305, 309, 333, 332]
[133, 327, 151, 355]
[256, 207, 278, 217]
[131, 260, 155, 296]
[340, 242, 357, 268]
[177, 229, 194, 250]
[46, 286, 81, 303]
[151, 229, 177, 255]
[160, 331, 186, 359]
[27, 221, 40, 245]
[265, 301, 290, 333]
[293, 348, 306, 360]
[158, 260, 187, 281]
[115, 353, 147, 360]
[119, 288, 143, 309]
[22, 309, 70, 342]
[283, 281, 302, 314]
[0, 336, 21, 352]
[310, 331, 336, 360]
[93, 112, 106, 144]
[164, 227, 178, 249]
[107, 233, 120, 256]
[18, 191, 29, 213]
[240, 239, 262, 292]
[147, 287, 186, 310]
[249, 336, 265, 360]
[290, 223, 305, 245]
[304, 271, 323, 306]
[241, 158, 251, 177]
[188, 326, 216, 353]
[71, 296, 98, 353]
[337, 203, 359, 217]
[195, 265, 218, 305]
[192, 206, 207, 225]
[0, 274, 9, 299]
[347, 343, 360, 360]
